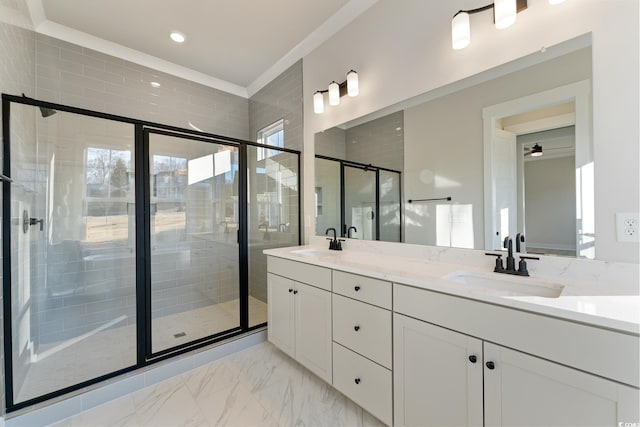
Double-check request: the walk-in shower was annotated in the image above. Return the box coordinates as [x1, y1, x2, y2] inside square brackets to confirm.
[315, 155, 402, 242]
[1, 94, 300, 411]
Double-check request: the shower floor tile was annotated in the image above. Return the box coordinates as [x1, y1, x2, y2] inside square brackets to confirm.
[15, 297, 267, 404]
[49, 341, 386, 427]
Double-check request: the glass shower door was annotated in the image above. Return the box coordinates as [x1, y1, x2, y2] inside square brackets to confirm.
[147, 131, 240, 354]
[4, 103, 137, 405]
[246, 145, 299, 327]
[344, 165, 377, 240]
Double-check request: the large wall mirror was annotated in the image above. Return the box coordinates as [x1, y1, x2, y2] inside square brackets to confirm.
[314, 36, 593, 259]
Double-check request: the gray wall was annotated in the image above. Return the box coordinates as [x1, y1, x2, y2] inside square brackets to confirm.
[0, 18, 36, 413]
[35, 34, 249, 140]
[315, 127, 346, 160]
[314, 111, 404, 172]
[345, 111, 403, 172]
[247, 60, 303, 304]
[404, 48, 591, 248]
[249, 60, 303, 150]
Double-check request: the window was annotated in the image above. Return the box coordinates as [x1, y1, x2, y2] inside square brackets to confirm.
[256, 119, 284, 161]
[85, 147, 133, 244]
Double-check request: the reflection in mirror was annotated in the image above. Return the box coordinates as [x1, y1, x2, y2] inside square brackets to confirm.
[483, 78, 593, 259]
[519, 126, 576, 256]
[315, 111, 403, 241]
[313, 38, 593, 258]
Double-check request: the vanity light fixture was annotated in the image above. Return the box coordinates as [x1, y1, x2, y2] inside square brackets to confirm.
[313, 70, 359, 114]
[451, 0, 527, 50]
[548, 0, 565, 4]
[328, 81, 340, 106]
[150, 81, 161, 88]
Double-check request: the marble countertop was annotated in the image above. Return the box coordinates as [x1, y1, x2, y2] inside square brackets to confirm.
[264, 245, 640, 335]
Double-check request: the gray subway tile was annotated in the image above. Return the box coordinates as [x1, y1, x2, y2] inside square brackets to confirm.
[60, 48, 105, 71]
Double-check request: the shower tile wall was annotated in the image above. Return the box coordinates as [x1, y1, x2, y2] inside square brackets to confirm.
[0, 15, 37, 414]
[249, 60, 303, 151]
[35, 34, 250, 140]
[248, 61, 303, 305]
[345, 111, 404, 172]
[314, 111, 404, 171]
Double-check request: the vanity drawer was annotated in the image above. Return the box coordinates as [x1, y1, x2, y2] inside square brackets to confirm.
[267, 256, 331, 291]
[333, 343, 392, 426]
[332, 270, 391, 309]
[332, 294, 392, 368]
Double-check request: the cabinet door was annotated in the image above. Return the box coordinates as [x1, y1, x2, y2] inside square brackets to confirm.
[394, 314, 483, 427]
[484, 342, 640, 427]
[267, 273, 295, 358]
[295, 281, 333, 383]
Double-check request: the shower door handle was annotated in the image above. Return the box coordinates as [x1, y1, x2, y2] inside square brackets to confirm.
[23, 210, 43, 232]
[30, 217, 44, 231]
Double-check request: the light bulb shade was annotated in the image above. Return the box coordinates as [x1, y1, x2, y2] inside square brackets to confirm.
[548, 0, 565, 4]
[328, 81, 340, 106]
[494, 0, 517, 29]
[313, 91, 324, 114]
[347, 70, 359, 97]
[531, 143, 543, 156]
[451, 12, 470, 50]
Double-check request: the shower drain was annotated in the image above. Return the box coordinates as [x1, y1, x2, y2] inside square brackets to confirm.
[174, 332, 186, 338]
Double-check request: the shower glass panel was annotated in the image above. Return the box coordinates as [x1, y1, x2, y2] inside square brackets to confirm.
[344, 165, 377, 240]
[247, 145, 300, 327]
[6, 104, 137, 404]
[379, 170, 401, 242]
[148, 132, 240, 354]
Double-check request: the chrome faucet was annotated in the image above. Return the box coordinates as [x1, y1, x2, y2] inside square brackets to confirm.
[347, 226, 357, 238]
[325, 227, 344, 251]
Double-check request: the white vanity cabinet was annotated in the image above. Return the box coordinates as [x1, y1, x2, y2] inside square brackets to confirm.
[266, 251, 639, 427]
[393, 314, 483, 427]
[267, 258, 333, 383]
[393, 285, 640, 427]
[483, 342, 639, 427]
[332, 271, 393, 426]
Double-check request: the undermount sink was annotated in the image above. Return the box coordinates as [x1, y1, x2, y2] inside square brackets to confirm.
[442, 271, 564, 298]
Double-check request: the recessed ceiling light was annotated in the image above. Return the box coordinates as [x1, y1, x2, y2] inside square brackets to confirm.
[150, 81, 161, 88]
[170, 31, 185, 43]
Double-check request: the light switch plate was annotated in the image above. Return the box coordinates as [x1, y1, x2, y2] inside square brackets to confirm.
[616, 212, 639, 242]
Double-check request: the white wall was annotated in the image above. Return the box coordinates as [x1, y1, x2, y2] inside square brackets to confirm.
[302, 0, 639, 263]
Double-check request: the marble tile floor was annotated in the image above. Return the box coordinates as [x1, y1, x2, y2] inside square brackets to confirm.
[49, 341, 386, 427]
[16, 297, 268, 404]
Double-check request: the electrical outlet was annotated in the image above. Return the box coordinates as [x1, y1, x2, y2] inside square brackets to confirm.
[616, 213, 639, 242]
